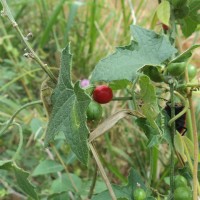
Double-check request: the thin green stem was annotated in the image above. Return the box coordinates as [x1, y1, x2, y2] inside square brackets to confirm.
[186, 109, 193, 140]
[0, 0, 57, 83]
[12, 123, 23, 161]
[169, 82, 175, 200]
[184, 57, 199, 199]
[177, 83, 200, 89]
[112, 96, 132, 101]
[188, 92, 199, 200]
[88, 163, 98, 199]
[168, 101, 189, 127]
[0, 100, 42, 136]
[148, 148, 153, 190]
[183, 140, 200, 195]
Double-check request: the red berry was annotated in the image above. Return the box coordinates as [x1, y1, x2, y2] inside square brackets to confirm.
[162, 24, 169, 31]
[93, 85, 113, 104]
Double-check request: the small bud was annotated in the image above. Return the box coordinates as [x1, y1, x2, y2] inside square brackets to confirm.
[24, 53, 30, 58]
[80, 79, 90, 88]
[1, 10, 6, 17]
[12, 22, 18, 27]
[162, 24, 169, 31]
[168, 78, 174, 85]
[136, 183, 141, 187]
[26, 32, 33, 39]
[27, 32, 33, 37]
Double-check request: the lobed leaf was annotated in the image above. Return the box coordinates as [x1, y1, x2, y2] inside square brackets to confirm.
[91, 25, 177, 83]
[44, 45, 91, 165]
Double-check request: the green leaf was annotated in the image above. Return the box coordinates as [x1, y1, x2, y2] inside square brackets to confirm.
[147, 135, 161, 148]
[180, 16, 199, 37]
[179, 0, 200, 37]
[150, 11, 159, 29]
[138, 75, 159, 125]
[174, 134, 187, 161]
[188, 0, 200, 21]
[0, 161, 38, 200]
[44, 45, 91, 165]
[91, 25, 176, 83]
[136, 109, 172, 147]
[32, 160, 64, 176]
[92, 168, 146, 200]
[109, 80, 131, 90]
[92, 185, 131, 199]
[50, 173, 82, 194]
[183, 136, 195, 160]
[156, 1, 170, 26]
[157, 109, 172, 146]
[170, 44, 200, 63]
[135, 118, 159, 139]
[0, 160, 11, 167]
[48, 192, 70, 200]
[79, 180, 107, 196]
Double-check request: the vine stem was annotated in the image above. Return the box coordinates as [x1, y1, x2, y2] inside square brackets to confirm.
[112, 96, 132, 101]
[177, 83, 200, 89]
[89, 143, 117, 200]
[148, 148, 154, 193]
[168, 92, 189, 127]
[184, 63, 199, 199]
[87, 163, 98, 199]
[183, 140, 200, 194]
[188, 92, 199, 200]
[0, 0, 57, 83]
[11, 123, 23, 161]
[0, 100, 43, 136]
[169, 81, 175, 200]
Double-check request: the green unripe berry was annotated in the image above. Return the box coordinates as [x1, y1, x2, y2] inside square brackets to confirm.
[174, 187, 192, 200]
[133, 188, 146, 200]
[167, 62, 186, 77]
[174, 175, 188, 188]
[87, 101, 103, 121]
[187, 64, 197, 81]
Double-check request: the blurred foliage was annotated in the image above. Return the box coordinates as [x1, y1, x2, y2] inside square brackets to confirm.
[0, 0, 199, 199]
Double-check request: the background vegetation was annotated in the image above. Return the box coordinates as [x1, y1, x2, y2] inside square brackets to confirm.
[0, 0, 199, 199]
